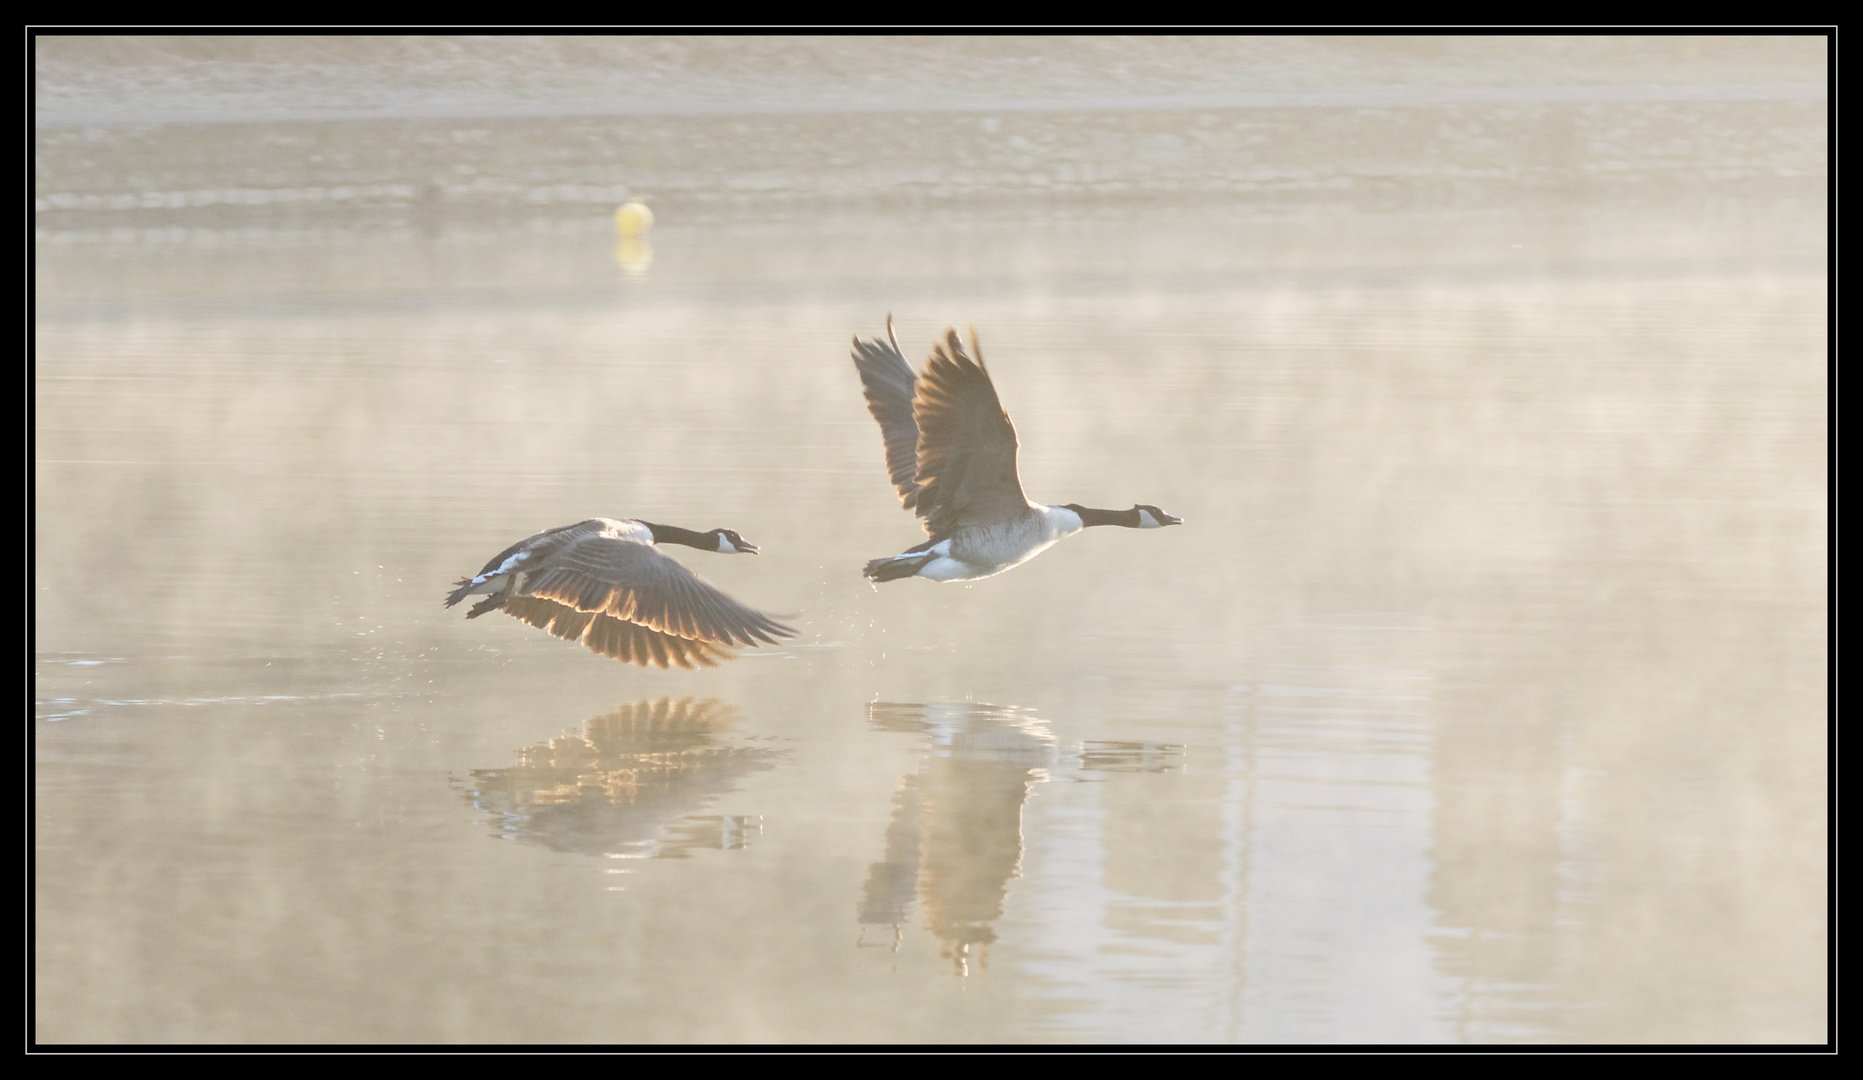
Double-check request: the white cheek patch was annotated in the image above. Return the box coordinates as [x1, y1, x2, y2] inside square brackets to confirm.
[1137, 509, 1159, 528]
[718, 534, 733, 553]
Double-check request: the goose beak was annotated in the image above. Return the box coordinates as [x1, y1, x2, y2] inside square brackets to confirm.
[1157, 510, 1183, 526]
[735, 540, 761, 554]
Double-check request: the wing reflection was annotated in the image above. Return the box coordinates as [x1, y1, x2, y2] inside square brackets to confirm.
[857, 702, 1054, 974]
[464, 697, 778, 859]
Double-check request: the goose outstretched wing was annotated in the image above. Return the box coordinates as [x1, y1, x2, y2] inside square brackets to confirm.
[500, 596, 735, 669]
[519, 534, 794, 648]
[910, 330, 1027, 538]
[851, 316, 924, 512]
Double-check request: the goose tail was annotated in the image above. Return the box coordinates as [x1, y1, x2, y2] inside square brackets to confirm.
[446, 575, 509, 618]
[864, 554, 930, 582]
[443, 578, 479, 609]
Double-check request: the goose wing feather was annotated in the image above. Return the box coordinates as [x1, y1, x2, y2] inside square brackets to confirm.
[501, 596, 731, 669]
[851, 317, 924, 512]
[911, 330, 1028, 537]
[519, 533, 794, 648]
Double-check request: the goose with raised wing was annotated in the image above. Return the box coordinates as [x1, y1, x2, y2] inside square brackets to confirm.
[445, 517, 794, 668]
[851, 319, 1181, 583]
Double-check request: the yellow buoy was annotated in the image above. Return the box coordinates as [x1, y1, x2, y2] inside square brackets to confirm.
[614, 200, 654, 238]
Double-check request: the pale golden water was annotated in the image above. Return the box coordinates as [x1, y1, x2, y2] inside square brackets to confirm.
[35, 37, 1826, 1045]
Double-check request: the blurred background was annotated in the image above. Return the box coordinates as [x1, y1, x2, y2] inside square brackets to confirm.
[35, 36, 1826, 1044]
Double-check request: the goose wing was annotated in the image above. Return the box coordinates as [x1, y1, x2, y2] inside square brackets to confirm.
[500, 596, 734, 669]
[911, 329, 1028, 538]
[518, 532, 794, 648]
[851, 317, 924, 512]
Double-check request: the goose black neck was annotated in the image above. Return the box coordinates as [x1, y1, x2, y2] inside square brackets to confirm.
[1062, 504, 1142, 528]
[641, 522, 714, 549]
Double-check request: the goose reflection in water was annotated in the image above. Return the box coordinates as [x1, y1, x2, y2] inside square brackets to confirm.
[463, 698, 779, 860]
[857, 702, 1056, 975]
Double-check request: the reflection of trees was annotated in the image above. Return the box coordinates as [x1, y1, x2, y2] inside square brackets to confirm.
[464, 698, 778, 859]
[858, 703, 1053, 974]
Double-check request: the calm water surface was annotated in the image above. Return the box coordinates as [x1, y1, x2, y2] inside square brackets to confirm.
[35, 37, 1826, 1043]
[35, 198, 1825, 1043]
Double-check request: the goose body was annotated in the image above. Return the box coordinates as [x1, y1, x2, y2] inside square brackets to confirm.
[444, 517, 793, 668]
[851, 320, 1180, 583]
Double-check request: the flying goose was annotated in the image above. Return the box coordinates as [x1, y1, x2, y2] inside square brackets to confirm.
[851, 319, 1181, 583]
[444, 518, 794, 668]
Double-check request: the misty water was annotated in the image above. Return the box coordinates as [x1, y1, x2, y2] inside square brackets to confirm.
[34, 37, 1826, 1044]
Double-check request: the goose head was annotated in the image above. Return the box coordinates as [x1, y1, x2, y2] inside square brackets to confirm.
[1133, 505, 1182, 529]
[712, 528, 760, 554]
